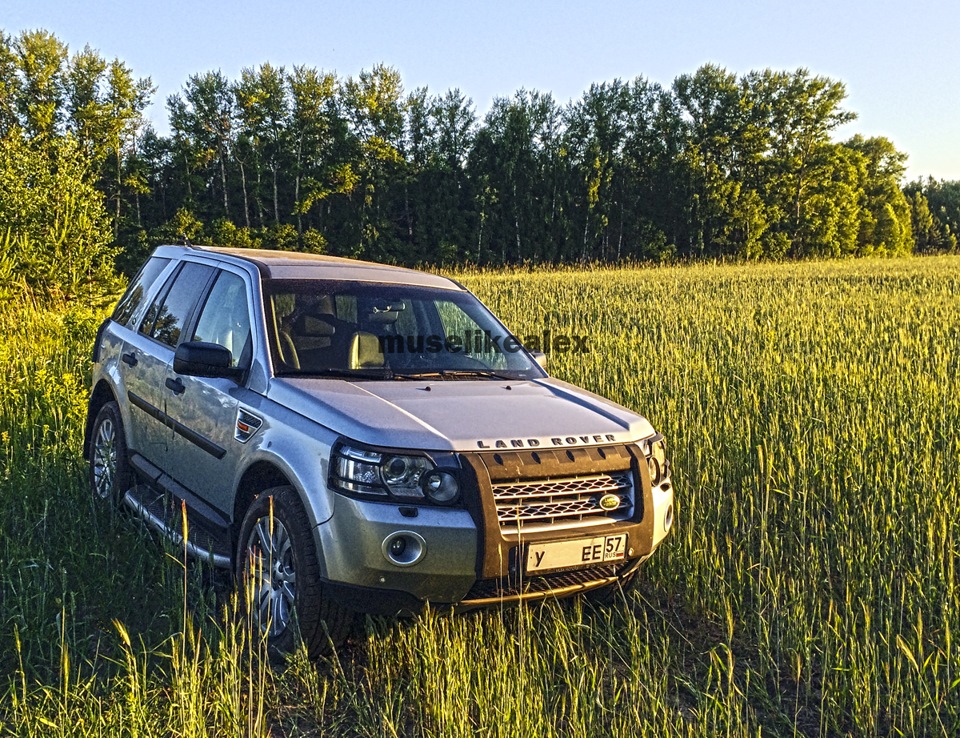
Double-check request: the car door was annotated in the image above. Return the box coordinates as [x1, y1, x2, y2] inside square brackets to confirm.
[110, 255, 174, 456]
[125, 261, 216, 467]
[159, 267, 259, 518]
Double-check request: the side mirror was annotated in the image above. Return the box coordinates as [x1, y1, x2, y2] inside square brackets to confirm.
[174, 341, 241, 379]
[530, 350, 548, 370]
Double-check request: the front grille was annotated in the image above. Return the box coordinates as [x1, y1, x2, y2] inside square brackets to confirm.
[463, 561, 631, 601]
[492, 472, 634, 533]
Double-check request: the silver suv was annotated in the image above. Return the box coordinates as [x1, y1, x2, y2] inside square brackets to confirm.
[84, 246, 674, 656]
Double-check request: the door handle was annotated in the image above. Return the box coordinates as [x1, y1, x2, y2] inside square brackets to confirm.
[165, 377, 185, 395]
[121, 352, 138, 367]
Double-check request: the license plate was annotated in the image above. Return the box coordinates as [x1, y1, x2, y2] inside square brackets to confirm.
[526, 533, 627, 574]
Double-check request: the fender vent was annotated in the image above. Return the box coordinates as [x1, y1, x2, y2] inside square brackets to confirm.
[235, 408, 263, 443]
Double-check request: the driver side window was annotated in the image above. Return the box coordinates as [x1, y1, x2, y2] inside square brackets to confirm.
[191, 271, 252, 368]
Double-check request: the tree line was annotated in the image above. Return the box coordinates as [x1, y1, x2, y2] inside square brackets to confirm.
[0, 28, 957, 294]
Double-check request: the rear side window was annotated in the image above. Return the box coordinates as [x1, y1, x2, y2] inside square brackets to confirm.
[139, 262, 215, 348]
[113, 257, 171, 327]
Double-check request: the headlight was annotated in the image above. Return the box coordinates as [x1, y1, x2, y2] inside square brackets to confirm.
[642, 434, 669, 487]
[330, 442, 459, 504]
[420, 469, 460, 504]
[380, 454, 433, 498]
[334, 446, 386, 495]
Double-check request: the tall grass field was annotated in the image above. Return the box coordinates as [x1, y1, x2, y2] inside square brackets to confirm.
[1, 256, 958, 736]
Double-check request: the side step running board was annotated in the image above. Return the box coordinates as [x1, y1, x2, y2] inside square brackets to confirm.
[122, 488, 232, 569]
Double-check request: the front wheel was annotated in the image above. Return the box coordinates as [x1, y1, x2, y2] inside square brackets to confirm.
[236, 485, 353, 659]
[89, 401, 132, 504]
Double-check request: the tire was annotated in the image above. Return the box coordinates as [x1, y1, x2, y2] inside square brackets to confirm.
[585, 566, 640, 606]
[236, 485, 353, 659]
[89, 401, 132, 504]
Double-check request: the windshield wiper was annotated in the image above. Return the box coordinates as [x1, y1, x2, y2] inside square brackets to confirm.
[391, 369, 520, 381]
[441, 369, 519, 381]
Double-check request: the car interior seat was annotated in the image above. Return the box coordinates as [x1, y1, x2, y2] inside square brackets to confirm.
[349, 331, 385, 369]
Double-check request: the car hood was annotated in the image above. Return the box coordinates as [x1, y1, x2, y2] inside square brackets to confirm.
[267, 376, 655, 452]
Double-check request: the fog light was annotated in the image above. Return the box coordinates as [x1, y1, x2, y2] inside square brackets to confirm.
[381, 531, 426, 567]
[664, 504, 674, 531]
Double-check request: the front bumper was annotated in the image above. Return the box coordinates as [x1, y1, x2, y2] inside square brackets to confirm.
[315, 494, 479, 606]
[314, 442, 673, 613]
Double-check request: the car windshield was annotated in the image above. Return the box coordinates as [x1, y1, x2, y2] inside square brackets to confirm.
[263, 279, 543, 380]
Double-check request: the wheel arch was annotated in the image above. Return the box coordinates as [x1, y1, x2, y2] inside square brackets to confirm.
[84, 380, 118, 459]
[233, 461, 294, 549]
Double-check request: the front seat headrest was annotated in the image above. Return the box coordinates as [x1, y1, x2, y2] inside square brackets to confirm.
[349, 331, 385, 369]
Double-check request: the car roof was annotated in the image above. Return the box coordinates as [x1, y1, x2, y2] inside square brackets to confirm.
[153, 244, 463, 291]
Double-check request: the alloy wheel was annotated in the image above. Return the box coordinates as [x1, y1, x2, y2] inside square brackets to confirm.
[245, 516, 297, 637]
[92, 417, 117, 499]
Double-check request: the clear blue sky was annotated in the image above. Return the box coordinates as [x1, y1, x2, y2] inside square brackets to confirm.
[6, 0, 959, 181]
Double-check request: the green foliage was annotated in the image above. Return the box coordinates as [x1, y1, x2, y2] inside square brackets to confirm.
[906, 189, 953, 254]
[905, 178, 960, 253]
[846, 135, 913, 255]
[0, 133, 118, 300]
[209, 218, 261, 249]
[469, 90, 566, 263]
[155, 206, 204, 244]
[232, 62, 289, 227]
[0, 29, 159, 297]
[3, 26, 955, 271]
[11, 29, 68, 143]
[4, 29, 153, 233]
[300, 227, 327, 254]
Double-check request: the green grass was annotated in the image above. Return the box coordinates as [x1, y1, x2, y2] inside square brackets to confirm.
[1, 255, 959, 736]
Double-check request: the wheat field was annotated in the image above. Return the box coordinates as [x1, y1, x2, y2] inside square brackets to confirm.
[1, 256, 958, 736]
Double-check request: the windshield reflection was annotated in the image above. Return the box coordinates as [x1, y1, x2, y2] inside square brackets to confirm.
[263, 280, 543, 380]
